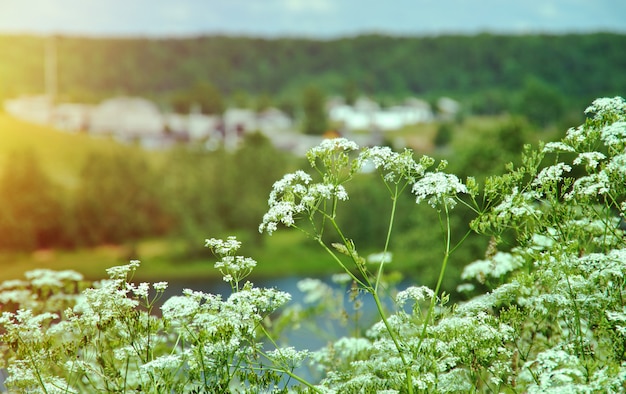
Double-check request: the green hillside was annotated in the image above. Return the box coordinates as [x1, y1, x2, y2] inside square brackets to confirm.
[0, 113, 150, 189]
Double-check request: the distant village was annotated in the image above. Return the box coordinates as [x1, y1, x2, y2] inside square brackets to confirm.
[3, 94, 460, 156]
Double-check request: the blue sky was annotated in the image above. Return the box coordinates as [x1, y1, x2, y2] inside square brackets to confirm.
[1, 0, 625, 38]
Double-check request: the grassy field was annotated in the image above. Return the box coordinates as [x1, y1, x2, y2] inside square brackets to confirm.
[0, 113, 151, 189]
[0, 231, 339, 283]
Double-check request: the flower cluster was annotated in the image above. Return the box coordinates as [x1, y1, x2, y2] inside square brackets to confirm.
[204, 235, 242, 255]
[205, 236, 257, 287]
[1, 258, 299, 393]
[412, 171, 468, 209]
[259, 169, 349, 235]
[261, 138, 470, 239]
[360, 146, 432, 184]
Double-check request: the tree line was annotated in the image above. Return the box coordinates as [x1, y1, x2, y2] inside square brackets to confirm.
[1, 33, 625, 113]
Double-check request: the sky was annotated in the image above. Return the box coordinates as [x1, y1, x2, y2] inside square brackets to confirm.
[0, 0, 625, 38]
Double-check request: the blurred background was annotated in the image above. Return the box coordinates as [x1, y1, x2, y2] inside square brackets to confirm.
[1, 0, 625, 297]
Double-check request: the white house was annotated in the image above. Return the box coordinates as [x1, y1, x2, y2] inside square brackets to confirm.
[3, 95, 55, 125]
[52, 103, 92, 132]
[256, 107, 292, 135]
[328, 96, 434, 132]
[437, 97, 461, 119]
[223, 108, 257, 133]
[165, 112, 221, 141]
[89, 97, 164, 137]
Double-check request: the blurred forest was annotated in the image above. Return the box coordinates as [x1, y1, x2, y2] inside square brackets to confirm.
[1, 32, 625, 291]
[0, 132, 290, 252]
[1, 33, 625, 115]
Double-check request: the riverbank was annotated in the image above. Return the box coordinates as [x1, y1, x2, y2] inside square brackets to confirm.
[0, 230, 349, 283]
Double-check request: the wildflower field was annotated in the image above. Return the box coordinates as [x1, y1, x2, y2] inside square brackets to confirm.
[2, 97, 626, 392]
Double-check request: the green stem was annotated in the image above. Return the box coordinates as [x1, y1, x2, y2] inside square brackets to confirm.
[258, 324, 320, 392]
[317, 238, 368, 289]
[325, 214, 413, 393]
[375, 187, 399, 293]
[18, 335, 49, 394]
[417, 201, 452, 353]
[371, 289, 414, 393]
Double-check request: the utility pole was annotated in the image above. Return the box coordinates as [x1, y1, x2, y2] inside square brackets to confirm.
[45, 35, 57, 101]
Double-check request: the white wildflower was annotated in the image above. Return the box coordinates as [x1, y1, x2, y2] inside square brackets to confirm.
[573, 151, 605, 169]
[521, 348, 585, 391]
[161, 295, 201, 321]
[0, 279, 28, 290]
[153, 281, 168, 292]
[542, 141, 576, 153]
[140, 354, 182, 373]
[205, 236, 241, 255]
[565, 171, 610, 200]
[600, 121, 626, 147]
[532, 162, 571, 187]
[366, 251, 392, 264]
[412, 171, 467, 208]
[307, 183, 333, 199]
[24, 269, 83, 288]
[268, 170, 312, 204]
[267, 346, 309, 368]
[565, 125, 587, 146]
[396, 286, 435, 306]
[297, 278, 331, 304]
[105, 260, 140, 279]
[606, 308, 626, 323]
[456, 283, 475, 293]
[606, 153, 626, 177]
[331, 273, 352, 284]
[259, 200, 303, 234]
[261, 170, 357, 234]
[584, 96, 626, 120]
[332, 337, 372, 359]
[531, 231, 556, 250]
[493, 187, 541, 219]
[462, 252, 523, 280]
[113, 345, 136, 361]
[214, 255, 257, 273]
[360, 146, 426, 183]
[227, 287, 291, 313]
[127, 282, 150, 298]
[306, 137, 359, 165]
[0, 289, 35, 307]
[260, 178, 350, 234]
[335, 184, 348, 200]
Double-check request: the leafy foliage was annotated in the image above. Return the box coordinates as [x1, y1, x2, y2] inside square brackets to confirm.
[0, 150, 69, 250]
[301, 86, 328, 135]
[0, 133, 291, 254]
[75, 150, 165, 246]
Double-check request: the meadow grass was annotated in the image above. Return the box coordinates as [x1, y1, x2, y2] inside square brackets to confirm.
[0, 231, 335, 283]
[0, 113, 151, 189]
